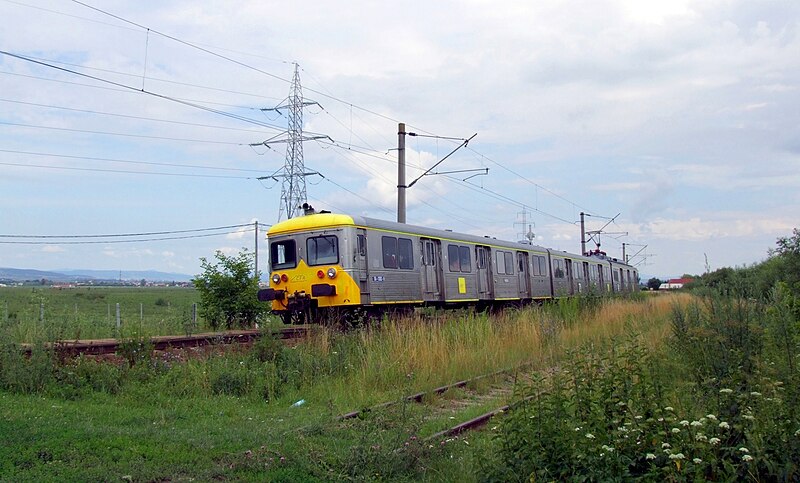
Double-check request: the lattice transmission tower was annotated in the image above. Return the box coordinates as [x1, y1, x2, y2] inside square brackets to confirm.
[253, 63, 327, 220]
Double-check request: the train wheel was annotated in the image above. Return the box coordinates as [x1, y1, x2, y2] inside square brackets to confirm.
[281, 310, 306, 325]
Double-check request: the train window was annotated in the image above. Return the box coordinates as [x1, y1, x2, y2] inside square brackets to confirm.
[553, 259, 565, 278]
[382, 236, 398, 269]
[495, 251, 505, 274]
[518, 254, 525, 272]
[532, 256, 540, 276]
[538, 256, 547, 276]
[448, 244, 461, 272]
[270, 240, 297, 270]
[306, 235, 339, 266]
[459, 246, 471, 272]
[357, 234, 366, 257]
[476, 247, 487, 269]
[424, 241, 436, 266]
[613, 270, 619, 282]
[504, 252, 514, 275]
[398, 238, 414, 270]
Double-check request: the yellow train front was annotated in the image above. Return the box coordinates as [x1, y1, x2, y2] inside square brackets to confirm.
[257, 212, 363, 324]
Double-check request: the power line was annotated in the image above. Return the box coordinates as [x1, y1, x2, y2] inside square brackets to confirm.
[20, 54, 284, 103]
[0, 149, 269, 174]
[0, 98, 273, 134]
[0, 229, 256, 245]
[0, 121, 247, 146]
[0, 223, 257, 239]
[0, 70, 266, 110]
[0, 160, 254, 179]
[0, 51, 286, 132]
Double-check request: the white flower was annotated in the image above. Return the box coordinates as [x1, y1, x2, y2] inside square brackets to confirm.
[743, 415, 755, 420]
[671, 428, 681, 434]
[635, 415, 643, 420]
[706, 414, 718, 421]
[662, 443, 671, 449]
[750, 392, 762, 397]
[601, 445, 614, 452]
[719, 422, 730, 429]
[795, 429, 800, 437]
[709, 438, 721, 445]
[739, 447, 750, 453]
[646, 453, 656, 460]
[664, 406, 674, 411]
[574, 427, 582, 432]
[742, 454, 754, 462]
[695, 434, 708, 442]
[693, 458, 702, 464]
[585, 433, 595, 439]
[669, 453, 685, 460]
[691, 420, 703, 427]
[720, 388, 734, 394]
[680, 420, 690, 426]
[657, 418, 664, 422]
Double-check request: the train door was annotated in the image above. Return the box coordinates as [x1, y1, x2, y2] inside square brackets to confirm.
[356, 229, 369, 295]
[516, 251, 531, 298]
[565, 259, 575, 295]
[476, 246, 492, 299]
[597, 263, 605, 292]
[421, 238, 441, 301]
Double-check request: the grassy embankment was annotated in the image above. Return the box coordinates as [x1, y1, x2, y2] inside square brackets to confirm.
[0, 293, 690, 480]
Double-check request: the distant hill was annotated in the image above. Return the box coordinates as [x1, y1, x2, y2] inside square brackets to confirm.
[0, 267, 193, 283]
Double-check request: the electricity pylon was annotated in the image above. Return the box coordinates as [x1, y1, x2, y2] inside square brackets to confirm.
[252, 63, 328, 220]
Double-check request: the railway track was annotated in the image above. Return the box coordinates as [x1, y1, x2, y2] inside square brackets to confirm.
[337, 364, 534, 444]
[19, 326, 311, 357]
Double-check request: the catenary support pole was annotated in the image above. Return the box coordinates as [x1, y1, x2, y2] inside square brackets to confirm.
[580, 212, 586, 256]
[397, 122, 406, 223]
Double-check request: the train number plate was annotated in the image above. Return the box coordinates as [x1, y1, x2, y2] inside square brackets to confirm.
[372, 276, 385, 282]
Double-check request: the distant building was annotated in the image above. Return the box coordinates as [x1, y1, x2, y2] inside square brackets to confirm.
[659, 278, 693, 290]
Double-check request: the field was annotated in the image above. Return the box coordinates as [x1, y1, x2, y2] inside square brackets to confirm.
[1, 291, 798, 480]
[0, 286, 204, 342]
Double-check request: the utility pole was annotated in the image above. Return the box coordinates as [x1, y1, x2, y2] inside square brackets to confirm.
[396, 130, 478, 223]
[251, 63, 328, 221]
[580, 212, 586, 255]
[397, 122, 406, 223]
[622, 242, 626, 263]
[254, 220, 259, 280]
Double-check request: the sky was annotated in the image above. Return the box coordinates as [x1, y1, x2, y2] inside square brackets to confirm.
[1, 0, 798, 279]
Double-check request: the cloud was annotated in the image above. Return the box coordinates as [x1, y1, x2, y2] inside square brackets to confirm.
[41, 245, 65, 253]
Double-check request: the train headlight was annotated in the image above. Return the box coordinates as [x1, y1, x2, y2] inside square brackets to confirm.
[327, 268, 337, 279]
[272, 274, 281, 284]
[316, 270, 325, 279]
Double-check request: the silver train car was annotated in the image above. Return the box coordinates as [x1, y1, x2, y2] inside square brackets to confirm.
[258, 209, 639, 323]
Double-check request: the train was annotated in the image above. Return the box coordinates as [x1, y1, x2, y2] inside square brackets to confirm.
[257, 205, 639, 324]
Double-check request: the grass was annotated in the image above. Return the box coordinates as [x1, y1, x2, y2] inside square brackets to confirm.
[1, 293, 699, 480]
[0, 286, 203, 342]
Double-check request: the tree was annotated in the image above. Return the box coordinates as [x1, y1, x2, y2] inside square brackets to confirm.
[646, 277, 662, 290]
[193, 249, 266, 330]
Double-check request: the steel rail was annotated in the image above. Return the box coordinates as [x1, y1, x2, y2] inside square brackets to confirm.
[19, 326, 311, 356]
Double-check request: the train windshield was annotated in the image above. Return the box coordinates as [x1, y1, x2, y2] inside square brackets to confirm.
[306, 235, 339, 266]
[270, 240, 297, 270]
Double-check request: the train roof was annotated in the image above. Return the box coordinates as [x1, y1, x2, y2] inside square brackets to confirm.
[268, 212, 634, 267]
